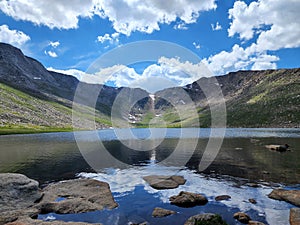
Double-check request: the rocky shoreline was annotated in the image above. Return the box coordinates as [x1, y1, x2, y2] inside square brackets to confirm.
[1, 173, 299, 225]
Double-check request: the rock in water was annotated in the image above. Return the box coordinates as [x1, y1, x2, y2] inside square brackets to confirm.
[268, 189, 300, 207]
[233, 212, 251, 224]
[290, 208, 300, 225]
[37, 179, 118, 214]
[215, 195, 231, 201]
[169, 191, 208, 207]
[184, 213, 228, 225]
[6, 217, 103, 225]
[248, 221, 266, 225]
[152, 207, 176, 218]
[143, 175, 186, 189]
[0, 173, 42, 212]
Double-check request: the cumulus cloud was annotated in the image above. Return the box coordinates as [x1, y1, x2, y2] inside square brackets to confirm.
[203, 0, 300, 75]
[48, 57, 211, 93]
[49, 41, 60, 48]
[97, 32, 119, 44]
[211, 21, 222, 31]
[0, 24, 30, 47]
[0, 0, 94, 29]
[193, 42, 201, 49]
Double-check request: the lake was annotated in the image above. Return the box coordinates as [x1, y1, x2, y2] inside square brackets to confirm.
[0, 128, 299, 225]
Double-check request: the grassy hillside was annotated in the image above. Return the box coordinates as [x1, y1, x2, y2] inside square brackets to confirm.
[0, 83, 112, 135]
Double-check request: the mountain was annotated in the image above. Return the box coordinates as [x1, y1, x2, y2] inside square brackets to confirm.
[0, 42, 299, 134]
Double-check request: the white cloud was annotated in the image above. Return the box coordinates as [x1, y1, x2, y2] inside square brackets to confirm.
[49, 41, 60, 48]
[193, 42, 201, 49]
[97, 32, 119, 44]
[0, 24, 30, 47]
[211, 21, 222, 31]
[173, 22, 188, 30]
[203, 0, 299, 75]
[94, 0, 217, 35]
[0, 0, 94, 29]
[45, 51, 58, 58]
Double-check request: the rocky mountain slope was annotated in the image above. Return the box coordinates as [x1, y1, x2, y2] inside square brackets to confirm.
[0, 42, 299, 133]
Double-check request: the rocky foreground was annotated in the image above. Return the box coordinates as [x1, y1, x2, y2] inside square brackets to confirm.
[1, 173, 300, 225]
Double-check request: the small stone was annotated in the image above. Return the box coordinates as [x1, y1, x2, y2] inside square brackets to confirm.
[233, 212, 251, 224]
[215, 195, 231, 201]
[169, 191, 208, 207]
[143, 175, 186, 190]
[290, 208, 300, 225]
[248, 221, 266, 225]
[184, 213, 228, 225]
[249, 198, 257, 204]
[152, 207, 176, 218]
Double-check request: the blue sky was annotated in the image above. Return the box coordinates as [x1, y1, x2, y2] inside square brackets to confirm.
[0, 0, 299, 92]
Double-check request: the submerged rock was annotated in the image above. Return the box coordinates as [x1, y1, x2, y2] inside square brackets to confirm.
[169, 191, 208, 207]
[184, 213, 228, 225]
[152, 207, 176, 218]
[268, 189, 300, 207]
[233, 212, 251, 224]
[215, 195, 231, 201]
[290, 208, 300, 225]
[143, 175, 186, 189]
[37, 179, 118, 214]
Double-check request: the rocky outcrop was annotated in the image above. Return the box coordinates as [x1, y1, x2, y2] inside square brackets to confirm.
[233, 212, 251, 224]
[184, 213, 228, 225]
[169, 191, 208, 207]
[290, 208, 300, 225]
[268, 189, 300, 207]
[215, 195, 231, 201]
[152, 207, 176, 218]
[37, 179, 118, 214]
[6, 217, 103, 225]
[143, 175, 186, 190]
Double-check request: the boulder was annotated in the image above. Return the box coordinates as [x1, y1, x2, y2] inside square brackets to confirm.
[0, 208, 39, 225]
[5, 216, 103, 225]
[215, 195, 231, 201]
[268, 189, 300, 207]
[0, 173, 42, 213]
[37, 179, 118, 214]
[290, 208, 300, 225]
[233, 212, 251, 224]
[152, 207, 176, 218]
[184, 213, 228, 225]
[169, 191, 208, 207]
[143, 175, 186, 190]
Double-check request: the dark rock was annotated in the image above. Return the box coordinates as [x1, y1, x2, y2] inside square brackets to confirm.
[233, 212, 251, 224]
[184, 213, 228, 225]
[37, 179, 118, 214]
[248, 221, 266, 225]
[169, 191, 208, 207]
[268, 189, 300, 207]
[143, 175, 186, 190]
[290, 208, 300, 225]
[215, 195, 231, 201]
[246, 183, 261, 188]
[0, 173, 42, 213]
[249, 198, 257, 204]
[152, 207, 176, 217]
[265, 144, 289, 152]
[5, 217, 103, 225]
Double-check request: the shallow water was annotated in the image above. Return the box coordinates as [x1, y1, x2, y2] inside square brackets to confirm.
[0, 128, 299, 225]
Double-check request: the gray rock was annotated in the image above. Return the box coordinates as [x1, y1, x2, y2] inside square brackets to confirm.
[0, 173, 42, 213]
[215, 195, 231, 201]
[169, 191, 208, 207]
[152, 207, 176, 218]
[143, 175, 186, 190]
[37, 179, 118, 214]
[184, 213, 228, 225]
[0, 208, 39, 225]
[233, 212, 251, 224]
[268, 189, 300, 207]
[248, 221, 266, 225]
[290, 208, 300, 225]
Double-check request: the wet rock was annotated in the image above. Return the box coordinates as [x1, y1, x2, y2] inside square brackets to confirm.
[290, 208, 300, 225]
[249, 198, 257, 204]
[265, 144, 289, 152]
[268, 189, 300, 207]
[246, 183, 261, 188]
[215, 195, 231, 201]
[0, 173, 42, 213]
[184, 213, 228, 225]
[37, 179, 118, 214]
[5, 217, 103, 225]
[152, 207, 176, 217]
[169, 191, 208, 207]
[143, 175, 186, 190]
[233, 212, 251, 224]
[248, 221, 266, 225]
